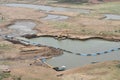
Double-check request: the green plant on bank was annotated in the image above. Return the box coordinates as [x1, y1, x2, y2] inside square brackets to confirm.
[0, 15, 5, 23]
[71, 28, 96, 35]
[95, 2, 120, 14]
[116, 64, 120, 68]
[98, 31, 118, 36]
[55, 1, 120, 14]
[0, 72, 10, 80]
[0, 44, 13, 50]
[12, 75, 22, 80]
[51, 21, 73, 29]
[0, 72, 23, 80]
[114, 30, 120, 33]
[0, 61, 11, 65]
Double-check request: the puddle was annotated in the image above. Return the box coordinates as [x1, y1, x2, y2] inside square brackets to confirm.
[3, 3, 90, 14]
[41, 14, 68, 21]
[8, 21, 37, 36]
[104, 14, 120, 20]
[29, 37, 120, 69]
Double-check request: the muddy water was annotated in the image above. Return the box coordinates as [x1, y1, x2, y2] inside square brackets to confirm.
[29, 37, 120, 69]
[3, 3, 90, 14]
[8, 21, 37, 36]
[41, 14, 68, 21]
[104, 14, 120, 20]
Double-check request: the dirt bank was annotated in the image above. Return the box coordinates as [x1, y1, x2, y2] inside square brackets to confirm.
[0, 39, 62, 80]
[61, 61, 120, 80]
[0, 6, 46, 20]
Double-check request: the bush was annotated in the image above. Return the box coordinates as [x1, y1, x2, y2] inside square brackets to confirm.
[116, 64, 120, 68]
[0, 72, 10, 80]
[12, 75, 22, 80]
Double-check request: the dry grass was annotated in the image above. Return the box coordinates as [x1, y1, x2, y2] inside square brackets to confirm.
[62, 61, 120, 80]
[47, 16, 120, 37]
[0, 6, 45, 21]
[11, 66, 60, 80]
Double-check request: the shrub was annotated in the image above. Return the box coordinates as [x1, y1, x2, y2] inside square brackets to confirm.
[0, 72, 10, 80]
[116, 64, 120, 68]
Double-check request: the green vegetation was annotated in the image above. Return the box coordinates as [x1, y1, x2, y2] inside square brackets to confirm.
[51, 21, 73, 29]
[12, 75, 22, 80]
[0, 72, 22, 80]
[54, 1, 120, 14]
[116, 64, 120, 68]
[94, 2, 120, 14]
[0, 72, 10, 80]
[0, 44, 13, 50]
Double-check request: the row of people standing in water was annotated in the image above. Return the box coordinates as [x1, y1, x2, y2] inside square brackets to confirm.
[3, 35, 120, 57]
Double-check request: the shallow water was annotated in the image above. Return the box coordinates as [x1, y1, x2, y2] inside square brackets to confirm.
[41, 14, 68, 21]
[8, 21, 37, 36]
[104, 14, 120, 20]
[3, 3, 90, 14]
[47, 51, 120, 69]
[29, 37, 120, 69]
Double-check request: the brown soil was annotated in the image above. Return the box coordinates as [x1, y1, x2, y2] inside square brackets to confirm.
[61, 61, 120, 80]
[0, 6, 45, 20]
[0, 39, 62, 80]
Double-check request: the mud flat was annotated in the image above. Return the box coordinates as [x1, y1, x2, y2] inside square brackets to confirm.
[8, 20, 37, 36]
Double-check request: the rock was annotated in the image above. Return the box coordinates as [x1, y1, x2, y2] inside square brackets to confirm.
[0, 65, 11, 73]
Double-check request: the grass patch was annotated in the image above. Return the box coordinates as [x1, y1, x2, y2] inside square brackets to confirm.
[52, 2, 120, 14]
[94, 2, 120, 14]
[116, 64, 120, 68]
[98, 30, 120, 36]
[0, 72, 11, 80]
[50, 21, 74, 29]
[0, 44, 13, 50]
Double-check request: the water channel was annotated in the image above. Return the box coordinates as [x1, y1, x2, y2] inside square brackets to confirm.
[3, 3, 90, 14]
[41, 14, 69, 21]
[29, 37, 120, 69]
[104, 14, 120, 20]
